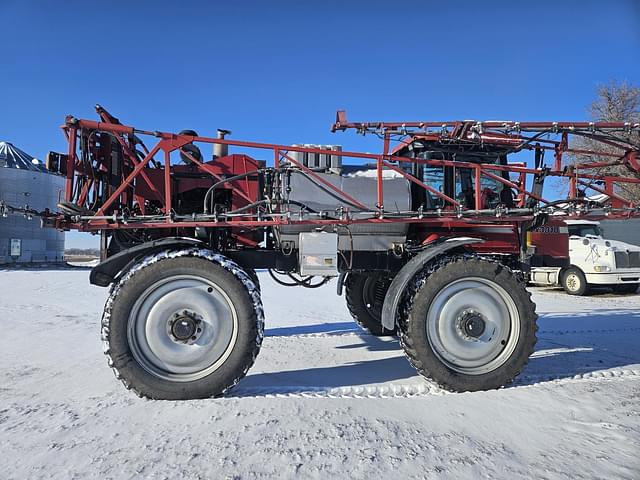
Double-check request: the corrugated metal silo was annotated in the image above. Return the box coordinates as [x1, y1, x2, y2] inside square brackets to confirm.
[0, 141, 65, 264]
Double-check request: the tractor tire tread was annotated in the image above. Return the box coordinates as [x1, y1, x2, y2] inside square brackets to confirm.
[345, 273, 396, 336]
[101, 248, 264, 400]
[397, 255, 538, 392]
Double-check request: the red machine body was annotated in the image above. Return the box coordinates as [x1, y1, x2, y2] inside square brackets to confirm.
[135, 154, 260, 213]
[527, 218, 571, 266]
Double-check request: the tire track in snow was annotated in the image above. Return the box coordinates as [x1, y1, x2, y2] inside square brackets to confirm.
[231, 383, 445, 399]
[265, 329, 362, 339]
[514, 368, 640, 386]
[231, 369, 640, 398]
[537, 310, 640, 318]
[537, 327, 640, 336]
[265, 326, 640, 339]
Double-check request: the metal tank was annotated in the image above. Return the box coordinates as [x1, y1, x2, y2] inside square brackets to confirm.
[279, 169, 411, 251]
[0, 141, 65, 264]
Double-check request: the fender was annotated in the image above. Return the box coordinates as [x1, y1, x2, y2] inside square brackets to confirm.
[380, 237, 484, 330]
[336, 272, 347, 296]
[90, 237, 205, 287]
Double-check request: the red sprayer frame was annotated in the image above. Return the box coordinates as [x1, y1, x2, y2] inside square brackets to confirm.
[50, 106, 640, 236]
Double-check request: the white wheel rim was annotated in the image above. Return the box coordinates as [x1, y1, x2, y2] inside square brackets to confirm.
[565, 273, 581, 292]
[426, 277, 520, 375]
[127, 274, 238, 382]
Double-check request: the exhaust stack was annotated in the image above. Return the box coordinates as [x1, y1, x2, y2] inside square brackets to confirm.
[214, 129, 231, 158]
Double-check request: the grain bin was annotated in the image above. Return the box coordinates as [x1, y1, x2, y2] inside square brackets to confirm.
[0, 141, 65, 264]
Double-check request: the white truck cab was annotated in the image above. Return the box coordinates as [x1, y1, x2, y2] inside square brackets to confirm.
[531, 219, 640, 295]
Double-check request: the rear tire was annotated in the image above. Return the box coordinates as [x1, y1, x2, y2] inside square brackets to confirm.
[102, 249, 263, 400]
[345, 273, 396, 336]
[399, 256, 537, 392]
[246, 268, 261, 291]
[561, 267, 589, 296]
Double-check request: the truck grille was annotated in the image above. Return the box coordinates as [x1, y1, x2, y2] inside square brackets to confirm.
[615, 251, 640, 268]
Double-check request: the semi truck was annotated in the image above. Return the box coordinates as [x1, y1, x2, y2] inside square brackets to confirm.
[529, 219, 640, 295]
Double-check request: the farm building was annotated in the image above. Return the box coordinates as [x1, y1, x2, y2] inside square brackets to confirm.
[0, 141, 65, 264]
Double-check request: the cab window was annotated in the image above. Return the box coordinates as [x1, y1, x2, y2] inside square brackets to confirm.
[568, 225, 602, 237]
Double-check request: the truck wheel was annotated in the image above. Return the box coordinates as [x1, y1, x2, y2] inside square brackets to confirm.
[345, 273, 396, 336]
[399, 256, 537, 392]
[612, 283, 638, 294]
[561, 267, 589, 296]
[102, 249, 264, 400]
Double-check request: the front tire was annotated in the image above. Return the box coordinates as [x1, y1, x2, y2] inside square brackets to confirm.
[399, 256, 537, 392]
[561, 267, 589, 296]
[102, 250, 263, 400]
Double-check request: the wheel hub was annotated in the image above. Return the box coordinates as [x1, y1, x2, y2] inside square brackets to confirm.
[168, 310, 203, 344]
[457, 309, 486, 339]
[566, 274, 579, 291]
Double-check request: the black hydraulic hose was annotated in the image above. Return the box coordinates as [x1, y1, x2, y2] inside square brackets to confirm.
[293, 276, 331, 288]
[203, 169, 264, 213]
[226, 199, 269, 214]
[268, 269, 331, 288]
[225, 199, 316, 216]
[268, 269, 301, 287]
[284, 199, 317, 213]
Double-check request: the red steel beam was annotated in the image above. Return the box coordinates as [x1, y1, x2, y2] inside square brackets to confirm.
[481, 169, 550, 205]
[164, 150, 172, 218]
[332, 112, 640, 132]
[576, 179, 634, 207]
[95, 142, 163, 216]
[474, 166, 482, 210]
[69, 215, 544, 231]
[65, 126, 77, 200]
[102, 128, 164, 205]
[381, 160, 460, 207]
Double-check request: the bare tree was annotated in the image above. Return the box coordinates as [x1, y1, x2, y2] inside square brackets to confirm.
[569, 80, 640, 202]
[589, 81, 639, 125]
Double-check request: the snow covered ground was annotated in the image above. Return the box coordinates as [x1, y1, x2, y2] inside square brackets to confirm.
[1, 269, 639, 479]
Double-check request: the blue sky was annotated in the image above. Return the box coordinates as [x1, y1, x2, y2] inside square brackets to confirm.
[1, 0, 638, 248]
